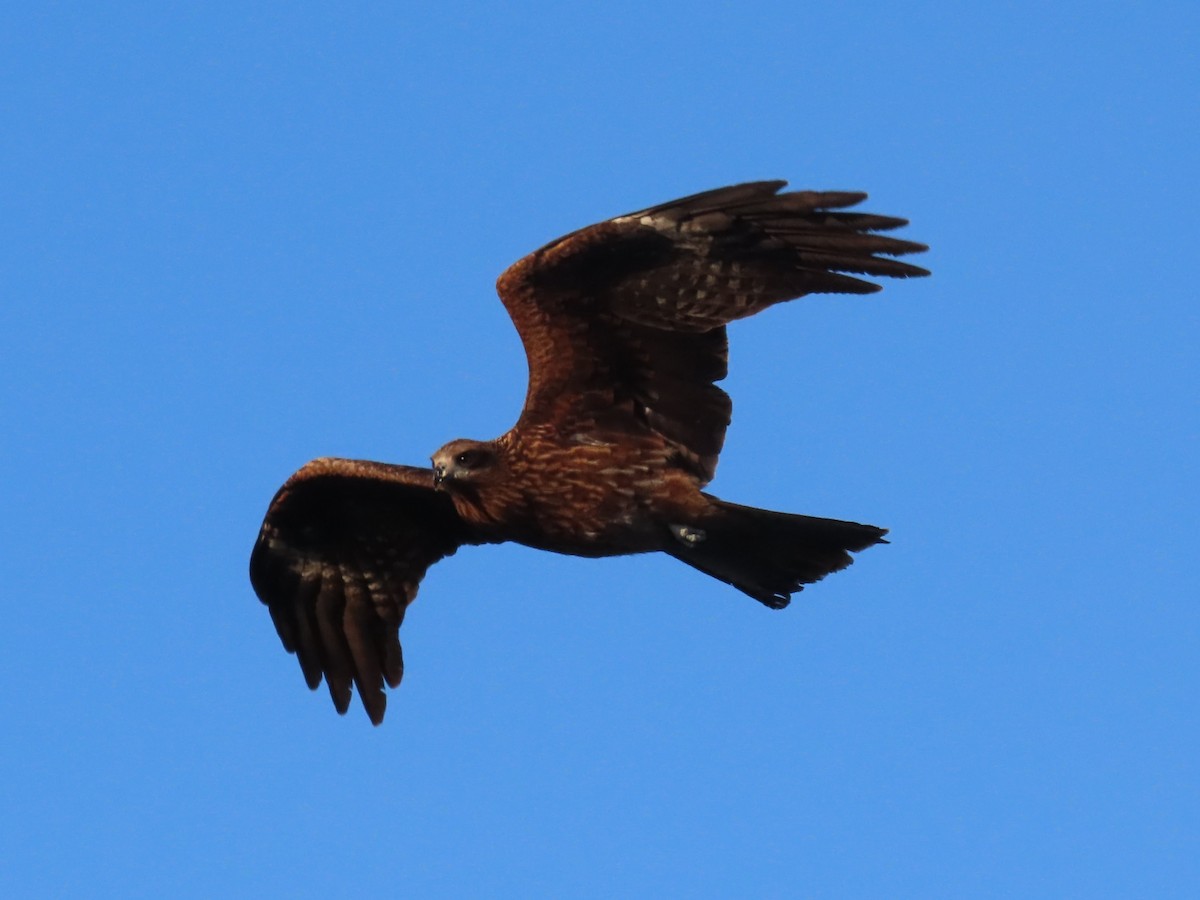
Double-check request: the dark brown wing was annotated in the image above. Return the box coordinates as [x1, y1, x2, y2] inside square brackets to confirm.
[496, 181, 929, 483]
[249, 457, 471, 724]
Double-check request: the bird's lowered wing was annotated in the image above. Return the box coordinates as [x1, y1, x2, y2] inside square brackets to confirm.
[496, 181, 929, 484]
[249, 457, 471, 724]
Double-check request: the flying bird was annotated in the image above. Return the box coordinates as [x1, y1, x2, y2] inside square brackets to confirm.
[250, 180, 929, 723]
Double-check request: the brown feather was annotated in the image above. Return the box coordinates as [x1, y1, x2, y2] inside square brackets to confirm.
[314, 575, 353, 713]
[496, 180, 928, 483]
[249, 458, 471, 724]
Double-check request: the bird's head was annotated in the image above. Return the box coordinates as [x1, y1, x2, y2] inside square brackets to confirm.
[431, 439, 501, 491]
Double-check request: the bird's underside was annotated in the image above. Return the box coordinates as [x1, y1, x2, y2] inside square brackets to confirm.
[250, 180, 929, 723]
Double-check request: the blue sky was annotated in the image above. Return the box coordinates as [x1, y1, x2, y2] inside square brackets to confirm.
[3, 2, 1197, 896]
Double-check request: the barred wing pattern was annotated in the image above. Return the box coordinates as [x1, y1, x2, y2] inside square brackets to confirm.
[249, 458, 470, 724]
[497, 181, 928, 483]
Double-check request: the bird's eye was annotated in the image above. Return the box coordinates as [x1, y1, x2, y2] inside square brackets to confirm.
[455, 450, 488, 468]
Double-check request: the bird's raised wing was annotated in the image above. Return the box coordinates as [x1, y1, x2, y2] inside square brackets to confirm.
[496, 181, 929, 483]
[249, 457, 471, 724]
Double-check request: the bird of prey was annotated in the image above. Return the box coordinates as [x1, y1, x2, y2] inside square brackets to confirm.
[250, 180, 929, 723]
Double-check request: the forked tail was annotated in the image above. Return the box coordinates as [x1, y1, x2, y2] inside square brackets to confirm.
[666, 497, 887, 608]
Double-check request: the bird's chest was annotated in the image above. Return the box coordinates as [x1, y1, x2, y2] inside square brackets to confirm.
[503, 440, 671, 555]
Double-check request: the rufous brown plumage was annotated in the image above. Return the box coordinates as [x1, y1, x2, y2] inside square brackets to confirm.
[250, 180, 929, 723]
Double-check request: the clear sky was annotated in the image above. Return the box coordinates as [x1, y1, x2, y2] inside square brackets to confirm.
[3, 2, 1197, 897]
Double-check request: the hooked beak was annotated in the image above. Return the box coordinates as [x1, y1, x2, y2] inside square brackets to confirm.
[432, 463, 447, 488]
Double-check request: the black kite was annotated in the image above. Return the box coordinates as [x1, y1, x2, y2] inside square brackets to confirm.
[250, 181, 929, 723]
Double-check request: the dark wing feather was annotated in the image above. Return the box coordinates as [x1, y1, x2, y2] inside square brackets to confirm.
[249, 457, 470, 724]
[496, 180, 929, 483]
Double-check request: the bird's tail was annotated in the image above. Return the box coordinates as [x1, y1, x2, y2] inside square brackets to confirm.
[665, 497, 887, 609]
